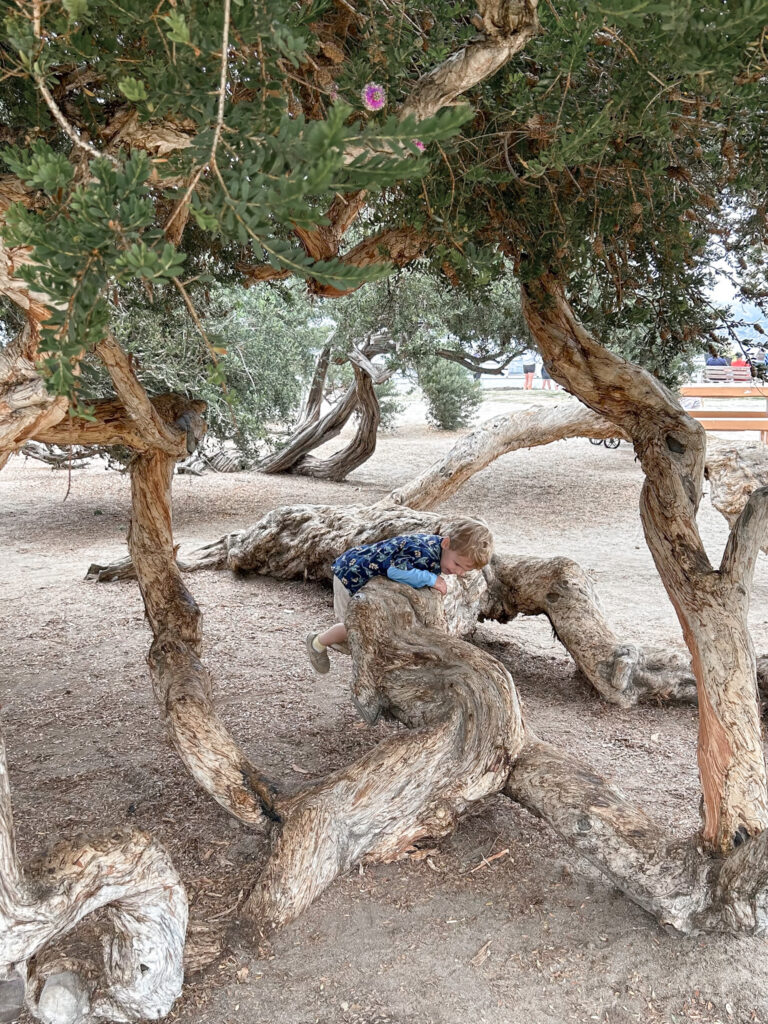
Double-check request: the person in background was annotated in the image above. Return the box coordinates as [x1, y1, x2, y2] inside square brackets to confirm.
[705, 352, 729, 366]
[541, 364, 554, 390]
[522, 355, 536, 390]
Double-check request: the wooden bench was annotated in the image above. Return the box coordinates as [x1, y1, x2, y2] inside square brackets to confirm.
[702, 365, 753, 383]
[680, 384, 768, 444]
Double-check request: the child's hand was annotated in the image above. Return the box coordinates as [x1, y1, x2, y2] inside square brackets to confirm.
[432, 575, 448, 595]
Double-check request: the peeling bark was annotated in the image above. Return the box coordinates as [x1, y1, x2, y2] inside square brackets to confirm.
[90, 503, 696, 707]
[247, 577, 524, 929]
[128, 449, 280, 825]
[505, 737, 768, 935]
[0, 731, 186, 1023]
[522, 274, 768, 852]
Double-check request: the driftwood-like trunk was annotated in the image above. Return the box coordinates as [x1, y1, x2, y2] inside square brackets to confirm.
[113, 501, 768, 936]
[505, 737, 768, 935]
[93, 502, 695, 707]
[386, 401, 627, 510]
[247, 577, 524, 929]
[0, 730, 187, 1024]
[259, 365, 380, 480]
[298, 342, 332, 427]
[522, 274, 768, 853]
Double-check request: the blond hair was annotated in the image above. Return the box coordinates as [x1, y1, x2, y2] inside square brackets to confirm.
[446, 516, 494, 568]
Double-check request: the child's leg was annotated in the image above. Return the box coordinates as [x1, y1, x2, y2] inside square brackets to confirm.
[316, 622, 347, 647]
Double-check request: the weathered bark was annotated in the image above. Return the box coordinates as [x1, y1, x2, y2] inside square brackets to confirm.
[705, 438, 768, 554]
[0, 318, 68, 469]
[127, 449, 279, 825]
[0, 730, 187, 1023]
[259, 365, 381, 481]
[505, 737, 768, 935]
[247, 577, 524, 929]
[298, 342, 333, 427]
[29, 394, 206, 455]
[386, 401, 627, 510]
[90, 503, 696, 707]
[522, 274, 768, 853]
[482, 555, 696, 707]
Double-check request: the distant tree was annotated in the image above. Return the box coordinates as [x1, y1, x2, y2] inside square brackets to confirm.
[261, 271, 527, 475]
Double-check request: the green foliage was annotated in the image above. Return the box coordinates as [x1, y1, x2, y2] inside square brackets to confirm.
[104, 284, 319, 459]
[321, 270, 529, 374]
[417, 358, 482, 431]
[381, 0, 768, 378]
[0, 0, 472, 404]
[1, 0, 766, 410]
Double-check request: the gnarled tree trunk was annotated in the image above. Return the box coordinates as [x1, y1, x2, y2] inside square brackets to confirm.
[386, 401, 627, 510]
[93, 500, 768, 937]
[259, 364, 381, 480]
[91, 502, 696, 707]
[522, 273, 768, 853]
[247, 576, 524, 929]
[128, 447, 280, 825]
[0, 730, 187, 1024]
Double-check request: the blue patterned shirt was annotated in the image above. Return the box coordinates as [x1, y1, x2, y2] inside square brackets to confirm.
[332, 533, 443, 595]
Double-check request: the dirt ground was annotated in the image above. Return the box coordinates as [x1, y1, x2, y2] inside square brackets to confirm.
[3, 389, 768, 1024]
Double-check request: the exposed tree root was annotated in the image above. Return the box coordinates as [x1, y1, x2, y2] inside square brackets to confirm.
[506, 737, 768, 935]
[0, 732, 187, 1024]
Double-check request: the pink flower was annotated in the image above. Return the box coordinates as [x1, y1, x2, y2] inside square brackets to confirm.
[329, 85, 339, 102]
[412, 139, 425, 152]
[361, 81, 386, 112]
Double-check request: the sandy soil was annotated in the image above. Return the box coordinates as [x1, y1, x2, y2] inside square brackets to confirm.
[3, 389, 768, 1024]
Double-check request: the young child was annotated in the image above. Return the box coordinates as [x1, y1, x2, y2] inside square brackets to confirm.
[306, 517, 494, 674]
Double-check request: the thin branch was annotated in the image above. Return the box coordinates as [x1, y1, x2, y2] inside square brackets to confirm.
[436, 348, 518, 374]
[31, 1, 118, 166]
[164, 0, 231, 237]
[720, 486, 768, 589]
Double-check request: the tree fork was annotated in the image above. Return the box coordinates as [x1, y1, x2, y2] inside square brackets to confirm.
[521, 273, 768, 852]
[260, 364, 381, 481]
[245, 577, 524, 930]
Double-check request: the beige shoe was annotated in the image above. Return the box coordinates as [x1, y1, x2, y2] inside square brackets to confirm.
[306, 632, 330, 674]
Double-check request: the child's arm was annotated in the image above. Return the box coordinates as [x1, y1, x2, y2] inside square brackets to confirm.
[386, 564, 439, 589]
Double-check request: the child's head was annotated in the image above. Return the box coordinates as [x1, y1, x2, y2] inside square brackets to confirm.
[440, 517, 494, 576]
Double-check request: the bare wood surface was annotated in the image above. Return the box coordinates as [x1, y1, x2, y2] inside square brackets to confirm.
[128, 450, 279, 825]
[522, 273, 768, 852]
[246, 577, 524, 929]
[93, 502, 695, 707]
[0, 730, 186, 1023]
[505, 737, 768, 935]
[385, 402, 627, 510]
